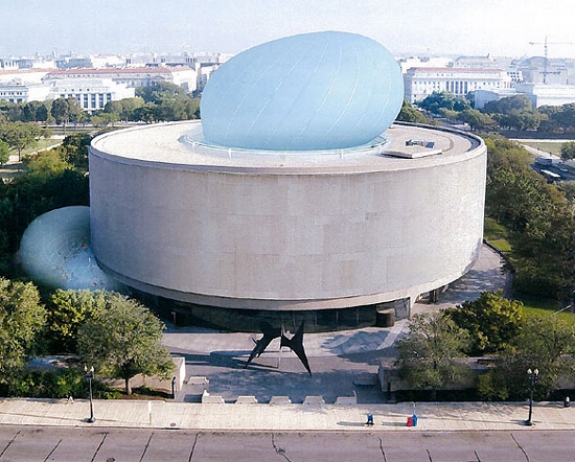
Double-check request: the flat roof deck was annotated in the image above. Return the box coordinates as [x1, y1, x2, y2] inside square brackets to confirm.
[91, 121, 482, 174]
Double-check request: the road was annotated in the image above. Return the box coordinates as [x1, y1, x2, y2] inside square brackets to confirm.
[1, 425, 574, 462]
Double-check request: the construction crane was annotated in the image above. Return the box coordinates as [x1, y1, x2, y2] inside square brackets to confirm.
[529, 36, 573, 84]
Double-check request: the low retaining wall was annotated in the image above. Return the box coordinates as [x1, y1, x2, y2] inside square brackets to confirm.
[201, 393, 357, 405]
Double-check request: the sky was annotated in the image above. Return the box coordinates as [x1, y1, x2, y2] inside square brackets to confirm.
[2, 0, 575, 59]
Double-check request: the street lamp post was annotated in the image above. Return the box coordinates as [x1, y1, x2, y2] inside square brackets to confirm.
[84, 365, 96, 423]
[525, 368, 539, 426]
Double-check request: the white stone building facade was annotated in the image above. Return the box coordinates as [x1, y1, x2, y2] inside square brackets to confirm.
[89, 121, 486, 330]
[44, 67, 198, 93]
[404, 67, 512, 102]
[44, 77, 134, 112]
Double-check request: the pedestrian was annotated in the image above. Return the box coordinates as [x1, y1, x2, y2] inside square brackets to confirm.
[66, 390, 74, 404]
[366, 413, 374, 426]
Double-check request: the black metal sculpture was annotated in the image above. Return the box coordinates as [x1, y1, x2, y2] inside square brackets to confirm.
[245, 321, 281, 367]
[245, 321, 311, 375]
[280, 322, 312, 375]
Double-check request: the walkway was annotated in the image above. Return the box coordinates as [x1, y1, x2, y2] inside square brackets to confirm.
[0, 398, 571, 432]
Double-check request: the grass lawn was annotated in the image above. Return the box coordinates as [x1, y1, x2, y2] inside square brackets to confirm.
[483, 217, 512, 253]
[515, 294, 575, 324]
[518, 141, 564, 156]
[48, 125, 94, 136]
[26, 138, 62, 154]
[483, 218, 574, 322]
[8, 138, 63, 158]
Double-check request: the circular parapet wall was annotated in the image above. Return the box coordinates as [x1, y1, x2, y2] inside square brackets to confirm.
[89, 121, 486, 312]
[200, 31, 403, 151]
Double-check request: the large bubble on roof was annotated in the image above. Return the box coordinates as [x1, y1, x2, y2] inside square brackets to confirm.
[20, 206, 126, 292]
[200, 31, 403, 151]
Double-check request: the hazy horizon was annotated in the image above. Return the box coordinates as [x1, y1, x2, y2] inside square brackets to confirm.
[3, 0, 575, 59]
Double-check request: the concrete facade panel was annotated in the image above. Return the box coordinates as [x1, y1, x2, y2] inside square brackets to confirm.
[90, 122, 485, 311]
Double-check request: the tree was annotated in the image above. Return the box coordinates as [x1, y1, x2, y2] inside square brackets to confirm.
[90, 112, 118, 128]
[396, 100, 435, 124]
[445, 291, 524, 355]
[0, 121, 43, 161]
[0, 140, 9, 166]
[458, 109, 497, 132]
[483, 95, 533, 115]
[61, 133, 92, 172]
[484, 137, 575, 298]
[395, 312, 470, 397]
[24, 150, 69, 177]
[417, 91, 471, 115]
[50, 98, 82, 134]
[77, 293, 174, 395]
[46, 289, 109, 353]
[561, 142, 575, 160]
[506, 111, 541, 131]
[0, 278, 47, 383]
[495, 315, 574, 399]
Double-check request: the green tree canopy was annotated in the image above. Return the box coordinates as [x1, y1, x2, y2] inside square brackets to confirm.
[46, 289, 109, 353]
[0, 278, 47, 383]
[396, 100, 435, 124]
[495, 315, 574, 399]
[23, 150, 69, 177]
[395, 312, 471, 396]
[134, 82, 200, 122]
[61, 133, 92, 172]
[561, 141, 575, 160]
[50, 98, 83, 133]
[136, 81, 188, 104]
[483, 95, 533, 115]
[417, 91, 471, 115]
[0, 121, 45, 161]
[0, 140, 9, 166]
[484, 137, 574, 298]
[445, 292, 524, 355]
[458, 109, 497, 132]
[77, 293, 174, 395]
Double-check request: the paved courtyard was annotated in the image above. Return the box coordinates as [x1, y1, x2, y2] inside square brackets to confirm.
[162, 244, 508, 404]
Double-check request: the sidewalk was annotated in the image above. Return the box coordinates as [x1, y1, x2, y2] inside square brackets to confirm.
[0, 398, 574, 432]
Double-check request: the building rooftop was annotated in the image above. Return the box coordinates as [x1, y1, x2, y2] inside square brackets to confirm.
[46, 66, 194, 76]
[91, 121, 481, 174]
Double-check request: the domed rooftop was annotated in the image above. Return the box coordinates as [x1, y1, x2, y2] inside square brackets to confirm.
[200, 31, 403, 151]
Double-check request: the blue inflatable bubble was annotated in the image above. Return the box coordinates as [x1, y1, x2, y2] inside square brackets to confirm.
[20, 206, 126, 292]
[201, 31, 403, 151]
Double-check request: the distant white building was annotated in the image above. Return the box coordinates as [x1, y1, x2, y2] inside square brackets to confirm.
[0, 58, 19, 70]
[404, 67, 512, 103]
[0, 69, 52, 103]
[0, 66, 198, 111]
[514, 83, 575, 107]
[475, 84, 575, 109]
[474, 89, 521, 109]
[0, 68, 51, 85]
[0, 80, 49, 104]
[44, 66, 197, 93]
[396, 56, 452, 74]
[506, 69, 524, 83]
[44, 77, 134, 112]
[196, 63, 222, 91]
[453, 55, 497, 69]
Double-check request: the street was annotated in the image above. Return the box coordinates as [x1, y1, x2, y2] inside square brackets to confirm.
[1, 425, 574, 462]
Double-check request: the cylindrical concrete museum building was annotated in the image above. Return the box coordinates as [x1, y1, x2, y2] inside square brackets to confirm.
[89, 121, 486, 331]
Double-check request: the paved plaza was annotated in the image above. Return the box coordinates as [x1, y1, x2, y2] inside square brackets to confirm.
[162, 243, 508, 404]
